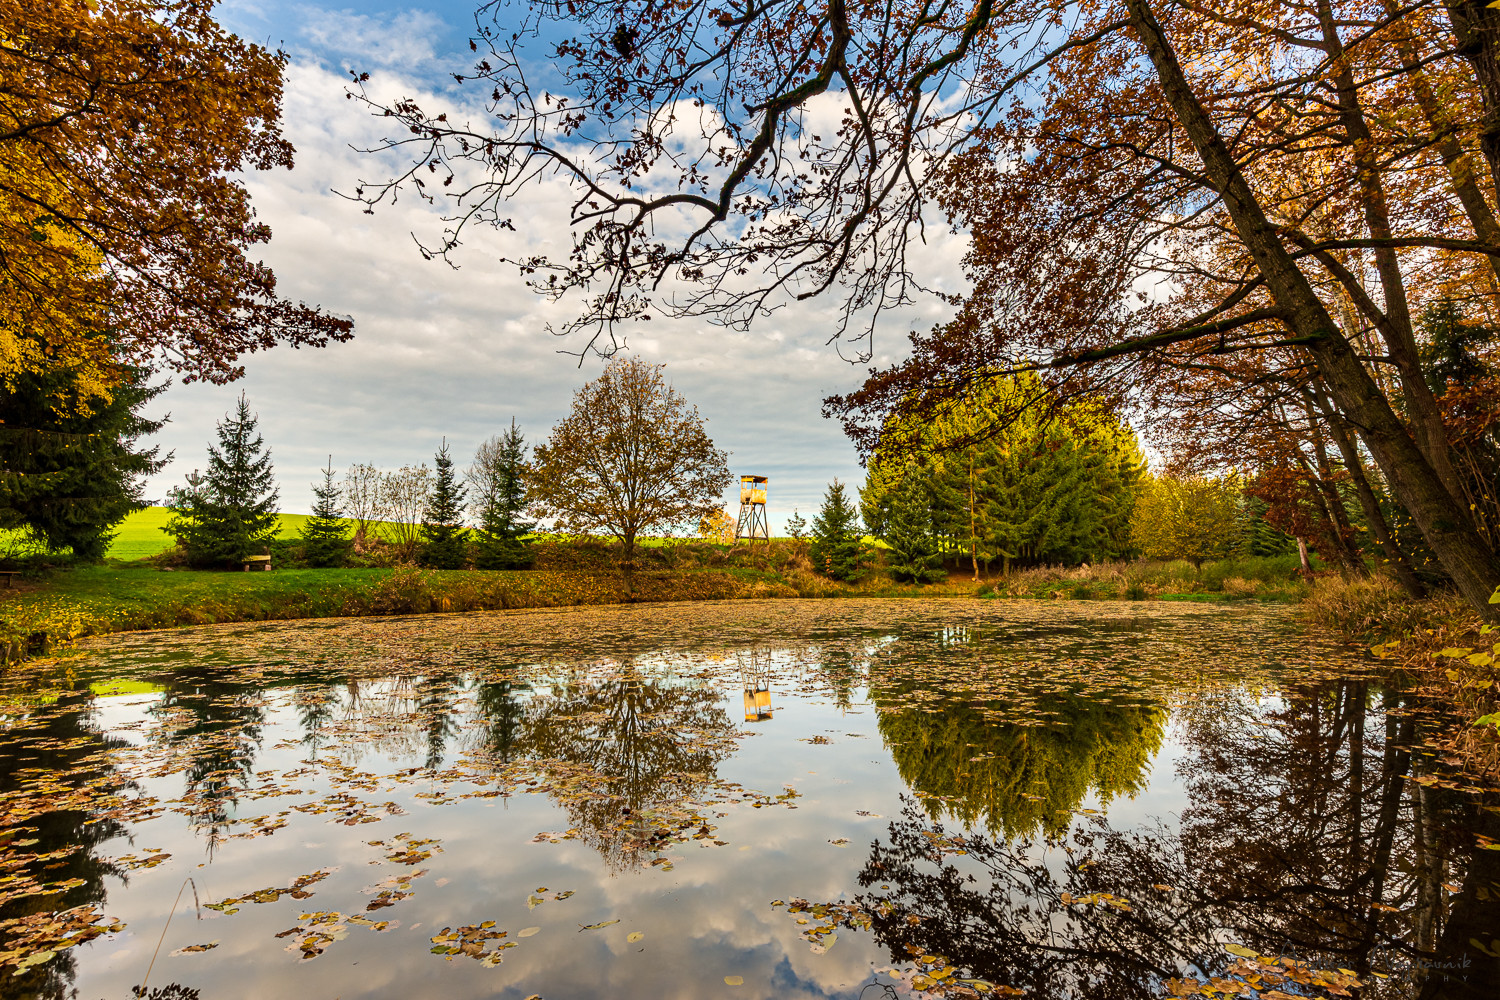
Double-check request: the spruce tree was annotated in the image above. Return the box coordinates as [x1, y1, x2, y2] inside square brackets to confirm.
[809, 479, 863, 581]
[881, 472, 947, 583]
[0, 356, 167, 561]
[301, 457, 352, 567]
[470, 421, 534, 570]
[165, 393, 280, 567]
[419, 439, 469, 569]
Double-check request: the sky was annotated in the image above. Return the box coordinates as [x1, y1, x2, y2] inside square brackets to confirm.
[139, 0, 973, 530]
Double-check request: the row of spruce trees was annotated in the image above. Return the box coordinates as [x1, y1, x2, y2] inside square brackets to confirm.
[165, 396, 533, 570]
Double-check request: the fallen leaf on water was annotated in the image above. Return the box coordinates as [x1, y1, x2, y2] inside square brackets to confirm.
[627, 931, 644, 942]
[170, 941, 219, 956]
[724, 975, 744, 985]
[519, 927, 540, 937]
[578, 919, 619, 931]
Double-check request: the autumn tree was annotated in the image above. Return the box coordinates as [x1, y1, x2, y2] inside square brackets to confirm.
[380, 465, 431, 563]
[342, 463, 389, 551]
[0, 0, 351, 386]
[165, 394, 279, 567]
[352, 0, 1500, 614]
[1130, 473, 1243, 567]
[527, 357, 731, 566]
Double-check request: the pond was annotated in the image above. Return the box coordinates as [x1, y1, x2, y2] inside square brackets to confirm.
[1, 599, 1496, 1000]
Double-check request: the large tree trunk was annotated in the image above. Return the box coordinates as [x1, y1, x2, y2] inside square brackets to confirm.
[1316, 0, 1464, 502]
[1386, 0, 1500, 286]
[1310, 384, 1428, 598]
[1446, 0, 1500, 199]
[1124, 0, 1500, 615]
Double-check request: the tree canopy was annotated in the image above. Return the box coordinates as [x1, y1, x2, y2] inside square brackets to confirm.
[862, 374, 1144, 573]
[354, 0, 1500, 613]
[527, 356, 731, 564]
[1, 0, 352, 386]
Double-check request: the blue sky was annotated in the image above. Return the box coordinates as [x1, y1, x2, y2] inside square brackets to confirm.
[143, 1, 970, 529]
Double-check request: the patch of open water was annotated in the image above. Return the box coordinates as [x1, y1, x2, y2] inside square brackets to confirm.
[0, 599, 1496, 1000]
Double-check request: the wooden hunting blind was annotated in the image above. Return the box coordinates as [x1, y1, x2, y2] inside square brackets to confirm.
[735, 475, 769, 543]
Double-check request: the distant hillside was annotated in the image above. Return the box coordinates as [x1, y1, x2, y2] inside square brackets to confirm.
[107, 506, 315, 560]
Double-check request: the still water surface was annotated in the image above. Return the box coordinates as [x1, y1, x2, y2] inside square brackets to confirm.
[0, 599, 1496, 1000]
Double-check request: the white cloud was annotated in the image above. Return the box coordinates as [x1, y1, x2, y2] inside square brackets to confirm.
[143, 10, 971, 531]
[298, 7, 447, 68]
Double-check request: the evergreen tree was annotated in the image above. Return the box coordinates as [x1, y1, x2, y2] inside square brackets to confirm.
[420, 439, 468, 569]
[0, 356, 167, 560]
[300, 457, 351, 568]
[469, 421, 534, 570]
[785, 509, 808, 541]
[809, 479, 863, 581]
[164, 393, 279, 567]
[882, 472, 947, 583]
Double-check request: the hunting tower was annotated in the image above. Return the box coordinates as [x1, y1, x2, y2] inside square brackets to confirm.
[734, 475, 769, 542]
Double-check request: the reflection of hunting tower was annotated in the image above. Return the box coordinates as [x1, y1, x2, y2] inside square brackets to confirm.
[740, 649, 773, 722]
[734, 475, 769, 542]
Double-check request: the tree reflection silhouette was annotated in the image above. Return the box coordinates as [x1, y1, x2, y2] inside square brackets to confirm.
[0, 691, 129, 1000]
[851, 677, 1499, 999]
[874, 686, 1166, 839]
[149, 670, 265, 853]
[511, 660, 735, 868]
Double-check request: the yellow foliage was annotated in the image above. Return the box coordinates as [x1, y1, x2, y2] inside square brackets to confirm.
[1130, 472, 1242, 565]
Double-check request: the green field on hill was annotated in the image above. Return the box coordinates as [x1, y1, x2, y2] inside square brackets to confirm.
[0, 507, 316, 562]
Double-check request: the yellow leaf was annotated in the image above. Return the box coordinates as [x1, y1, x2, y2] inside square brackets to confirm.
[724, 975, 744, 985]
[1224, 943, 1258, 958]
[627, 931, 644, 942]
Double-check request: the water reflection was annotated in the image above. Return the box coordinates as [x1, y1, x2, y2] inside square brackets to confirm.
[0, 691, 128, 1000]
[852, 676, 1499, 999]
[512, 659, 737, 868]
[0, 601, 1496, 1000]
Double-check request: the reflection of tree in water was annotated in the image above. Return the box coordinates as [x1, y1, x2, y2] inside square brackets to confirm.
[150, 671, 265, 853]
[874, 683, 1166, 839]
[413, 672, 461, 772]
[0, 691, 129, 1000]
[472, 673, 529, 765]
[849, 676, 1499, 999]
[512, 660, 735, 868]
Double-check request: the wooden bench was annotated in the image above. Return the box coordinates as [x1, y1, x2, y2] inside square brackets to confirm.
[0, 571, 19, 588]
[241, 554, 272, 572]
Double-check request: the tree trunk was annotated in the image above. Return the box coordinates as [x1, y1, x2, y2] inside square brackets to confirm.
[1316, 0, 1464, 501]
[1385, 0, 1500, 285]
[1124, 0, 1500, 615]
[1310, 384, 1428, 598]
[1446, 0, 1500, 200]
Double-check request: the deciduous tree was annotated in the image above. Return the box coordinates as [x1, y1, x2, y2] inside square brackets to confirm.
[527, 357, 731, 566]
[1, 0, 352, 384]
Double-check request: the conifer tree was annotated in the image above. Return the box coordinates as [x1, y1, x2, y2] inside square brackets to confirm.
[809, 479, 863, 581]
[301, 457, 351, 568]
[420, 439, 468, 569]
[784, 509, 808, 541]
[469, 421, 534, 570]
[881, 472, 946, 583]
[0, 355, 166, 560]
[165, 393, 279, 567]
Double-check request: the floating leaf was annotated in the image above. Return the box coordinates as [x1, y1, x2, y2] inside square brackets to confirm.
[724, 975, 744, 985]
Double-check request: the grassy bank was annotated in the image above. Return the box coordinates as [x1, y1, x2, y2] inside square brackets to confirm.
[0, 539, 1322, 660]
